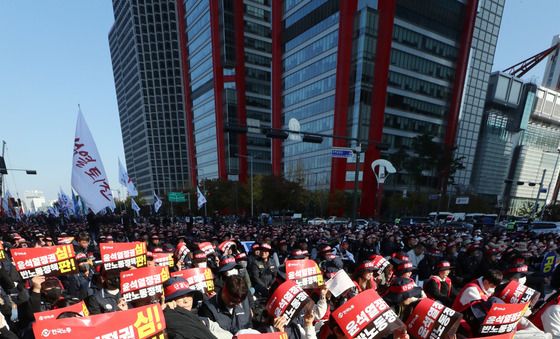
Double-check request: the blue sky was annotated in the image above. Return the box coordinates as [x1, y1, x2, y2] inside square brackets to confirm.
[0, 0, 559, 203]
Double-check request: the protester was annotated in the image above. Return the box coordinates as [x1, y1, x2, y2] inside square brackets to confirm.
[197, 275, 253, 334]
[2, 210, 560, 338]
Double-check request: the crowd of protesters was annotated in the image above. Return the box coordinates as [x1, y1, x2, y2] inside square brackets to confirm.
[0, 211, 559, 338]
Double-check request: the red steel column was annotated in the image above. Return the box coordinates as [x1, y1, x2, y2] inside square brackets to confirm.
[360, 0, 396, 217]
[209, 0, 227, 179]
[271, 0, 283, 176]
[442, 0, 478, 191]
[176, 0, 198, 188]
[234, 0, 248, 183]
[330, 0, 358, 193]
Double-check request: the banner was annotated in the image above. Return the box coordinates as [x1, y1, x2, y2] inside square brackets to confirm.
[119, 158, 138, 197]
[11, 245, 77, 278]
[0, 241, 6, 261]
[120, 266, 170, 304]
[266, 280, 310, 324]
[71, 110, 116, 214]
[152, 252, 174, 268]
[332, 289, 405, 339]
[235, 333, 288, 339]
[241, 241, 255, 253]
[479, 302, 528, 336]
[153, 192, 162, 213]
[35, 301, 89, 321]
[100, 242, 147, 271]
[33, 304, 166, 339]
[197, 186, 207, 209]
[541, 251, 557, 276]
[285, 259, 324, 289]
[131, 198, 141, 216]
[170, 268, 215, 295]
[496, 281, 539, 307]
[405, 298, 462, 339]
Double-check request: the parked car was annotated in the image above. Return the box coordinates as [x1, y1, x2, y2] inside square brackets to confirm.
[525, 221, 560, 234]
[349, 219, 369, 229]
[327, 216, 349, 225]
[308, 217, 327, 226]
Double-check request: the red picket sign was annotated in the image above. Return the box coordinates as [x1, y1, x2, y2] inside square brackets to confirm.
[34, 301, 89, 321]
[198, 242, 215, 255]
[152, 252, 174, 268]
[496, 281, 540, 307]
[479, 302, 528, 336]
[285, 259, 325, 289]
[170, 268, 215, 295]
[405, 298, 462, 339]
[100, 242, 147, 271]
[332, 289, 405, 339]
[120, 266, 170, 304]
[32, 304, 166, 339]
[11, 245, 77, 278]
[266, 280, 311, 323]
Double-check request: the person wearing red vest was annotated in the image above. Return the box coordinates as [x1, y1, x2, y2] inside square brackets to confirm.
[423, 260, 455, 306]
[452, 269, 503, 313]
[530, 290, 560, 335]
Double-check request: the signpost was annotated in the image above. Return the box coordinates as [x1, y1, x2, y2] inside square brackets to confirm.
[455, 197, 469, 205]
[168, 192, 186, 203]
[331, 147, 355, 159]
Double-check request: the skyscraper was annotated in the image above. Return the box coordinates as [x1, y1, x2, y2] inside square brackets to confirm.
[454, 0, 505, 189]
[276, 0, 502, 215]
[542, 35, 560, 91]
[109, 0, 191, 198]
[178, 0, 273, 183]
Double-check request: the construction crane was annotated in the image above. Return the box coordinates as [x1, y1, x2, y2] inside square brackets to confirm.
[502, 43, 559, 78]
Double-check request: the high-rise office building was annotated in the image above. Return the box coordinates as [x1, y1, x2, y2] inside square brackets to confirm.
[109, 0, 191, 198]
[110, 0, 503, 216]
[453, 0, 505, 189]
[472, 72, 560, 214]
[178, 0, 273, 183]
[542, 35, 560, 91]
[276, 0, 501, 215]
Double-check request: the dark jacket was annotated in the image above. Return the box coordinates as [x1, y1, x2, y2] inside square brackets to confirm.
[197, 292, 252, 334]
[85, 288, 120, 314]
[163, 307, 217, 339]
[248, 257, 277, 298]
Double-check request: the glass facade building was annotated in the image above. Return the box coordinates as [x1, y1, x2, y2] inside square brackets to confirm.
[109, 0, 191, 198]
[180, 0, 272, 182]
[278, 0, 497, 213]
[454, 0, 505, 189]
[472, 73, 560, 214]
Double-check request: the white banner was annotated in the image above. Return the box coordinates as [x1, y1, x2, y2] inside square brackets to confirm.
[71, 111, 115, 214]
[131, 198, 141, 216]
[197, 186, 207, 209]
[153, 192, 162, 213]
[118, 158, 138, 197]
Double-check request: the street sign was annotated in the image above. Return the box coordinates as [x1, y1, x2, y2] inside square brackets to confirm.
[168, 192, 186, 203]
[455, 196, 470, 205]
[331, 148, 354, 159]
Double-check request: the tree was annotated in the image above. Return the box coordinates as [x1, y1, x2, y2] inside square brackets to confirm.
[401, 133, 465, 191]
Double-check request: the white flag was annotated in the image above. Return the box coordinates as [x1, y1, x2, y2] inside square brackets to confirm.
[197, 186, 207, 209]
[153, 192, 162, 213]
[71, 110, 116, 213]
[131, 198, 141, 216]
[118, 158, 138, 197]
